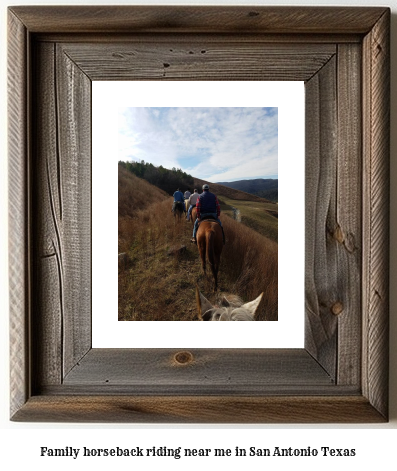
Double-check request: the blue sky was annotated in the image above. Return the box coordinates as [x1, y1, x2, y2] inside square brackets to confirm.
[118, 107, 278, 182]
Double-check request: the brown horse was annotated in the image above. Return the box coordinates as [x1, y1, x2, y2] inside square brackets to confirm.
[196, 219, 223, 291]
[190, 207, 197, 224]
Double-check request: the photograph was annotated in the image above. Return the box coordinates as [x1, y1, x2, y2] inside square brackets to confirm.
[117, 107, 278, 321]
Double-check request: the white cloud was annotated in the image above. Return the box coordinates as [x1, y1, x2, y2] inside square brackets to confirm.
[118, 107, 278, 181]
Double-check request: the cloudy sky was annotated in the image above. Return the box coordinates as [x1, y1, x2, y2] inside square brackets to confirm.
[118, 107, 278, 182]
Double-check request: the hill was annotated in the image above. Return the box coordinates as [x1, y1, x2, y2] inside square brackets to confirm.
[118, 169, 278, 321]
[119, 165, 169, 219]
[119, 165, 170, 253]
[193, 177, 270, 203]
[119, 160, 194, 196]
[216, 178, 278, 202]
[193, 177, 278, 241]
[219, 196, 278, 241]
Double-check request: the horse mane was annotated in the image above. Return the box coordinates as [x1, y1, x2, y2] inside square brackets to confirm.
[216, 293, 244, 308]
[202, 306, 255, 321]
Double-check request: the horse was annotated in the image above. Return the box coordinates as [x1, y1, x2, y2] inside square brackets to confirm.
[196, 286, 263, 321]
[172, 201, 184, 222]
[190, 207, 197, 224]
[196, 219, 223, 291]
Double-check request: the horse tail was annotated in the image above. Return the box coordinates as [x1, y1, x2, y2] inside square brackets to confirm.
[206, 229, 215, 267]
[206, 228, 218, 287]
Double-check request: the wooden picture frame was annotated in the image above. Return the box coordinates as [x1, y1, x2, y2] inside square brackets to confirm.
[8, 6, 390, 423]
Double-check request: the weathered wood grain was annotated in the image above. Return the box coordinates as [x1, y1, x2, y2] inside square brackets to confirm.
[35, 33, 363, 45]
[32, 42, 91, 387]
[8, 6, 390, 423]
[362, 9, 390, 419]
[335, 44, 362, 386]
[32, 42, 63, 388]
[12, 396, 386, 424]
[62, 348, 333, 390]
[305, 43, 363, 386]
[55, 45, 91, 377]
[60, 42, 336, 81]
[8, 9, 29, 419]
[9, 6, 387, 34]
[304, 56, 338, 378]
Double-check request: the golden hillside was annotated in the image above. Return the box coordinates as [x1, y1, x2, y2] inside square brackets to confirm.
[119, 165, 169, 219]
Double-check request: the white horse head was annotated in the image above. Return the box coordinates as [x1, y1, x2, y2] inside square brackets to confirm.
[196, 286, 263, 321]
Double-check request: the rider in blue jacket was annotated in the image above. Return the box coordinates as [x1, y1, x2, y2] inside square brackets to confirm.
[172, 188, 185, 213]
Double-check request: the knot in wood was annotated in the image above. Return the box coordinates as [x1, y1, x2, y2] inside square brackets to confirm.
[331, 302, 344, 316]
[174, 351, 194, 365]
[333, 225, 344, 244]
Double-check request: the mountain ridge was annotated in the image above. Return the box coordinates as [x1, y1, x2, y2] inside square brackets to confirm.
[216, 178, 278, 202]
[193, 177, 272, 203]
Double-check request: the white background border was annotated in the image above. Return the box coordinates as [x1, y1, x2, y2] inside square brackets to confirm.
[92, 81, 305, 348]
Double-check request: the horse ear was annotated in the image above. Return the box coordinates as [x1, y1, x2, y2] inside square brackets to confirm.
[196, 285, 213, 320]
[241, 293, 264, 318]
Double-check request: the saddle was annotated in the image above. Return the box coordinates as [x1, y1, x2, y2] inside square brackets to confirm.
[200, 214, 217, 222]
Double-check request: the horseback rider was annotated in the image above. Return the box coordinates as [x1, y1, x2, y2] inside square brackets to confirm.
[191, 184, 224, 244]
[186, 188, 199, 221]
[184, 189, 191, 213]
[172, 188, 185, 213]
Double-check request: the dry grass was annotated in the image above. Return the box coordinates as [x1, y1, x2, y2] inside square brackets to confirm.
[118, 166, 169, 253]
[119, 168, 278, 321]
[118, 199, 201, 321]
[118, 204, 278, 321]
[118, 165, 168, 218]
[219, 196, 278, 242]
[220, 216, 278, 320]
